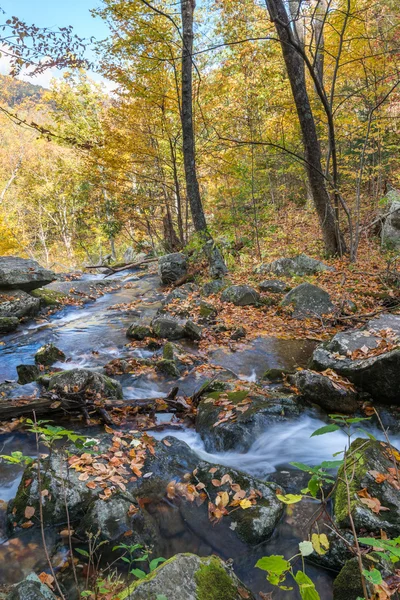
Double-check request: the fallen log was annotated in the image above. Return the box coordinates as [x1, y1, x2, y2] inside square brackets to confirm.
[104, 257, 158, 277]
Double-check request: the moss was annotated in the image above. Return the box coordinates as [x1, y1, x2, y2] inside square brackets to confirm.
[127, 323, 152, 340]
[0, 316, 19, 333]
[199, 301, 217, 318]
[334, 438, 368, 526]
[35, 343, 65, 366]
[163, 342, 175, 361]
[156, 359, 180, 377]
[206, 390, 249, 404]
[30, 288, 66, 306]
[195, 556, 239, 600]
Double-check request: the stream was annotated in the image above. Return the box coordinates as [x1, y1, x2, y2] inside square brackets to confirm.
[0, 271, 390, 598]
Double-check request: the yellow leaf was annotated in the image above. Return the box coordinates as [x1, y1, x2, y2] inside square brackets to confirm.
[240, 499, 252, 510]
[311, 533, 329, 555]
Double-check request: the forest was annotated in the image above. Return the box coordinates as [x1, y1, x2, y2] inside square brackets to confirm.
[0, 0, 400, 599]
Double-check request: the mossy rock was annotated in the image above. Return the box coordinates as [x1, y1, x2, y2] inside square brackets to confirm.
[47, 368, 123, 399]
[199, 301, 218, 319]
[156, 359, 180, 378]
[263, 367, 293, 381]
[117, 553, 255, 599]
[35, 343, 66, 366]
[163, 342, 175, 361]
[0, 316, 19, 333]
[30, 287, 66, 306]
[127, 322, 153, 340]
[16, 364, 40, 384]
[334, 437, 400, 535]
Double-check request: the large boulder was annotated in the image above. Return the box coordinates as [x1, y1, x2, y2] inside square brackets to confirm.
[382, 191, 400, 248]
[292, 369, 359, 414]
[196, 388, 302, 452]
[6, 573, 57, 600]
[119, 553, 255, 600]
[334, 438, 400, 536]
[221, 285, 260, 306]
[158, 253, 187, 285]
[0, 256, 56, 291]
[46, 368, 123, 399]
[280, 282, 334, 318]
[0, 289, 41, 319]
[255, 254, 334, 277]
[311, 313, 400, 402]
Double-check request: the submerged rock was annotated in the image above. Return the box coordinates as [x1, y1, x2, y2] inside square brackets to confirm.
[47, 368, 122, 399]
[35, 343, 66, 366]
[0, 289, 41, 319]
[311, 313, 400, 402]
[281, 282, 334, 318]
[196, 389, 302, 452]
[221, 285, 260, 306]
[0, 316, 19, 333]
[119, 553, 255, 600]
[0, 256, 56, 291]
[255, 254, 334, 277]
[334, 438, 400, 536]
[6, 572, 57, 600]
[292, 369, 359, 414]
[158, 253, 187, 285]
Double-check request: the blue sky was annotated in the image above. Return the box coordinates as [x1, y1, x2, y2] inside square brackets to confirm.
[1, 0, 110, 86]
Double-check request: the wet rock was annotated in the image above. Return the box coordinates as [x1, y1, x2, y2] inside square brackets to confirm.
[255, 254, 334, 277]
[0, 256, 56, 291]
[281, 282, 334, 318]
[263, 367, 293, 381]
[231, 326, 246, 340]
[334, 437, 400, 536]
[183, 319, 203, 340]
[311, 313, 400, 402]
[127, 321, 153, 340]
[47, 368, 123, 399]
[382, 194, 400, 248]
[259, 279, 291, 293]
[196, 389, 302, 452]
[35, 343, 66, 366]
[30, 287, 66, 306]
[120, 553, 255, 600]
[333, 555, 398, 600]
[158, 252, 187, 285]
[6, 573, 57, 600]
[16, 364, 40, 385]
[202, 278, 230, 297]
[186, 463, 284, 545]
[156, 358, 181, 377]
[0, 289, 41, 319]
[221, 285, 260, 306]
[0, 316, 19, 333]
[152, 315, 185, 339]
[292, 369, 359, 414]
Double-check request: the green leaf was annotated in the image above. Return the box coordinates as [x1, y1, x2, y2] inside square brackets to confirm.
[290, 462, 314, 473]
[362, 568, 383, 585]
[295, 570, 321, 600]
[310, 424, 340, 437]
[299, 541, 314, 557]
[149, 557, 166, 571]
[307, 476, 321, 498]
[277, 493, 303, 505]
[156, 596, 169, 600]
[319, 460, 344, 469]
[130, 568, 147, 579]
[255, 555, 291, 576]
[75, 548, 89, 558]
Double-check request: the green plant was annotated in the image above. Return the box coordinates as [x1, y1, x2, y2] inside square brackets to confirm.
[25, 418, 90, 449]
[0, 451, 33, 465]
[112, 542, 166, 580]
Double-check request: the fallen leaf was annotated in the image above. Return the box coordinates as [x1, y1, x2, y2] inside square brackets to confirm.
[24, 506, 35, 519]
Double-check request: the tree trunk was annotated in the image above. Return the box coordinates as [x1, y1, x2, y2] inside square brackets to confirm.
[180, 0, 227, 276]
[265, 0, 342, 256]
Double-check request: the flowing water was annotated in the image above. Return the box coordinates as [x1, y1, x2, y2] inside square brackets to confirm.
[0, 272, 389, 598]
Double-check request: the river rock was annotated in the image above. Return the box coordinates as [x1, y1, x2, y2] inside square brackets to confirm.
[333, 555, 397, 600]
[254, 254, 334, 276]
[127, 321, 153, 340]
[0, 256, 56, 291]
[334, 437, 400, 536]
[46, 368, 123, 399]
[16, 364, 40, 385]
[0, 316, 19, 333]
[311, 313, 400, 402]
[202, 278, 230, 296]
[158, 252, 187, 284]
[6, 573, 57, 600]
[259, 279, 291, 293]
[186, 462, 284, 545]
[35, 343, 66, 366]
[281, 282, 334, 318]
[183, 319, 203, 340]
[292, 369, 359, 414]
[119, 554, 255, 600]
[196, 388, 302, 452]
[152, 315, 185, 339]
[382, 192, 400, 248]
[0, 289, 41, 319]
[30, 287, 66, 306]
[221, 285, 260, 306]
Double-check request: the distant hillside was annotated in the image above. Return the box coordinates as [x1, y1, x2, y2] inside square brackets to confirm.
[0, 75, 44, 107]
